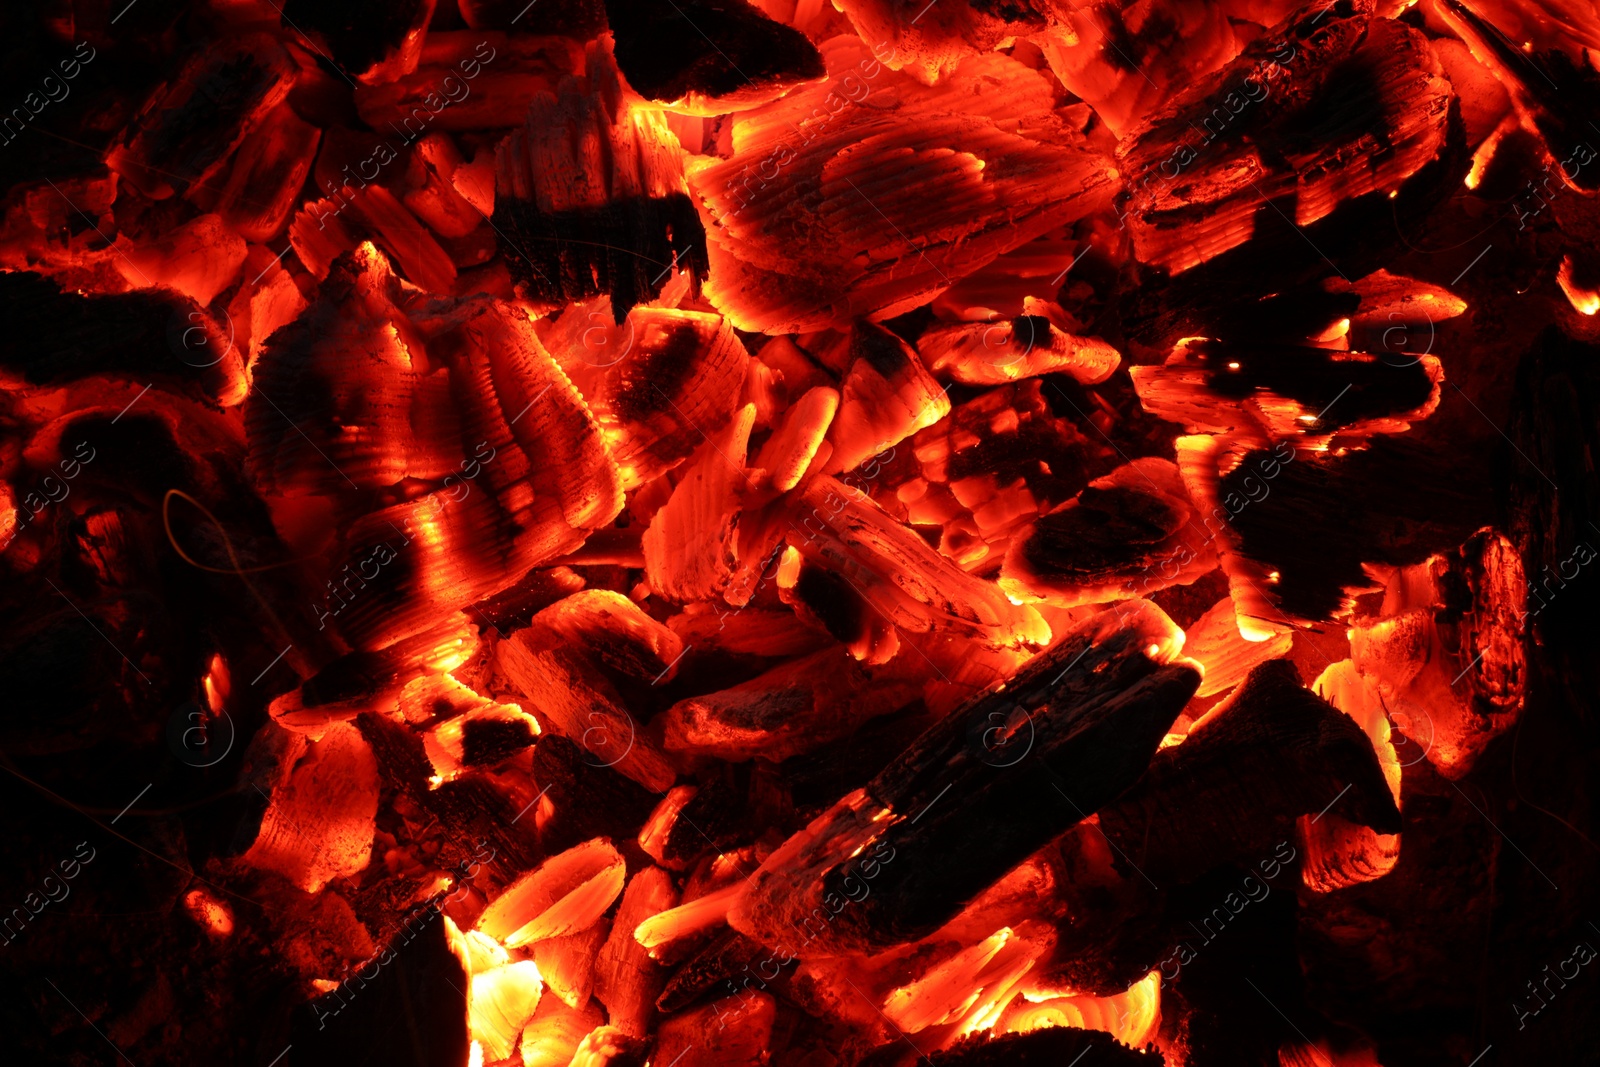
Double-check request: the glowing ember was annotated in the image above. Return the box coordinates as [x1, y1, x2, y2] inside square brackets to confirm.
[1558, 255, 1600, 315]
[2, 1, 1594, 1065]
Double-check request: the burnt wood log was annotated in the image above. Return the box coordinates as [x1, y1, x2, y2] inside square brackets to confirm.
[0, 272, 245, 405]
[1115, 6, 1471, 351]
[1178, 433, 1495, 632]
[529, 735, 661, 855]
[595, 866, 677, 1037]
[1275, 324, 1600, 1067]
[684, 38, 1118, 334]
[650, 771, 771, 869]
[1029, 823, 1174, 997]
[499, 620, 679, 794]
[461, 717, 535, 767]
[467, 567, 586, 636]
[1435, 0, 1600, 192]
[658, 645, 922, 762]
[656, 928, 781, 1015]
[1295, 749, 1504, 1064]
[491, 43, 706, 319]
[830, 0, 1052, 87]
[781, 700, 943, 813]
[105, 33, 296, 200]
[355, 711, 543, 888]
[288, 908, 468, 1067]
[729, 600, 1201, 955]
[1001, 457, 1217, 607]
[1117, 5, 1456, 277]
[1348, 528, 1528, 780]
[295, 619, 473, 716]
[604, 0, 823, 114]
[1099, 660, 1401, 885]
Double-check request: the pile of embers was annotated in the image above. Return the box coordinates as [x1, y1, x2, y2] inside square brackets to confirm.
[2, 0, 1599, 1064]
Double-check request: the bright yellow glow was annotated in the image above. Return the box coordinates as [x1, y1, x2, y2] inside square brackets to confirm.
[1309, 317, 1350, 343]
[775, 544, 803, 588]
[1465, 119, 1512, 190]
[1558, 257, 1600, 315]
[184, 889, 235, 937]
[1004, 970, 1161, 1047]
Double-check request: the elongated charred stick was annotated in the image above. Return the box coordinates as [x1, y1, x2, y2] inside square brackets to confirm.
[728, 600, 1201, 956]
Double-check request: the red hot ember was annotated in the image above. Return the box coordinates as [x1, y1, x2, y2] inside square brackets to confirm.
[0, 1, 1597, 1066]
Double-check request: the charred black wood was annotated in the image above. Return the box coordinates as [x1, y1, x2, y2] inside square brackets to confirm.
[466, 566, 585, 637]
[780, 700, 940, 813]
[660, 772, 755, 868]
[1214, 435, 1493, 624]
[300, 627, 469, 711]
[493, 195, 707, 322]
[1116, 1, 1469, 349]
[1140, 338, 1439, 434]
[288, 908, 469, 1067]
[786, 560, 881, 652]
[942, 407, 1113, 512]
[530, 735, 660, 854]
[656, 928, 783, 1014]
[1438, 0, 1600, 192]
[731, 602, 1199, 955]
[605, 0, 823, 109]
[1149, 567, 1233, 631]
[0, 271, 240, 404]
[1031, 823, 1174, 996]
[355, 711, 542, 877]
[1295, 750, 1502, 1064]
[1099, 660, 1401, 885]
[107, 33, 296, 199]
[461, 717, 535, 767]
[848, 610, 1197, 945]
[280, 0, 434, 83]
[1010, 476, 1192, 592]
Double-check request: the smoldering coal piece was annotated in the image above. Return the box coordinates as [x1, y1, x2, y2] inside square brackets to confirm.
[726, 601, 1201, 956]
[605, 0, 824, 113]
[287, 909, 469, 1067]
